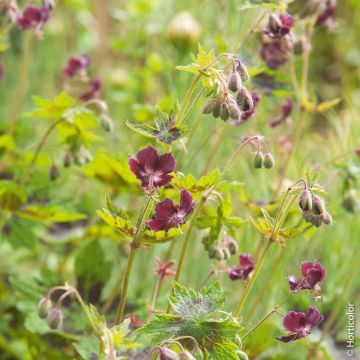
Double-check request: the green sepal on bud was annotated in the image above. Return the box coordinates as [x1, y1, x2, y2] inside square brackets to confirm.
[220, 102, 229, 121]
[212, 101, 221, 118]
[158, 347, 180, 360]
[263, 152, 275, 169]
[253, 151, 264, 169]
[47, 308, 63, 330]
[228, 69, 242, 92]
[228, 100, 241, 120]
[312, 195, 325, 215]
[236, 61, 249, 83]
[37, 297, 52, 319]
[202, 99, 217, 114]
[299, 189, 313, 211]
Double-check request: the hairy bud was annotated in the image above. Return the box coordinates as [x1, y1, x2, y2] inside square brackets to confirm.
[63, 152, 72, 168]
[220, 102, 229, 121]
[49, 164, 59, 181]
[263, 152, 275, 169]
[312, 195, 325, 215]
[228, 101, 241, 120]
[47, 308, 63, 330]
[212, 101, 221, 118]
[322, 211, 332, 225]
[299, 189, 313, 211]
[235, 61, 249, 83]
[202, 99, 217, 114]
[228, 68, 242, 92]
[253, 151, 264, 169]
[236, 87, 253, 112]
[225, 235, 238, 255]
[37, 297, 52, 319]
[158, 347, 180, 360]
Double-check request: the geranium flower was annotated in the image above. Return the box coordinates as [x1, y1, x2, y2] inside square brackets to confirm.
[228, 253, 254, 280]
[276, 306, 324, 343]
[63, 55, 91, 77]
[78, 77, 101, 101]
[146, 190, 197, 232]
[17, 4, 51, 36]
[288, 261, 325, 292]
[270, 99, 293, 128]
[264, 13, 293, 38]
[154, 257, 176, 281]
[232, 92, 260, 126]
[316, 0, 336, 28]
[128, 145, 176, 191]
[260, 40, 289, 70]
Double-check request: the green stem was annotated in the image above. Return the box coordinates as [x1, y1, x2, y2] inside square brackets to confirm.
[115, 196, 153, 324]
[9, 31, 33, 136]
[19, 118, 64, 186]
[150, 277, 162, 313]
[201, 126, 225, 175]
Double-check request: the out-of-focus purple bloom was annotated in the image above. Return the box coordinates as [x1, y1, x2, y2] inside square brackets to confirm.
[63, 55, 91, 77]
[17, 4, 51, 36]
[276, 306, 324, 343]
[147, 190, 197, 232]
[264, 13, 293, 38]
[270, 99, 293, 128]
[288, 261, 325, 292]
[128, 145, 176, 191]
[232, 92, 260, 126]
[3, 0, 19, 23]
[78, 77, 101, 101]
[260, 40, 289, 70]
[316, 0, 336, 27]
[228, 253, 254, 280]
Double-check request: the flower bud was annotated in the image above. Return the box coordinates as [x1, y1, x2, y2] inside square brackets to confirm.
[37, 297, 52, 319]
[225, 235, 238, 255]
[228, 69, 242, 92]
[237, 351, 249, 360]
[222, 248, 231, 260]
[47, 308, 63, 330]
[263, 152, 275, 169]
[342, 189, 360, 213]
[299, 189, 313, 211]
[321, 211, 332, 225]
[312, 195, 325, 215]
[49, 164, 59, 181]
[100, 114, 113, 132]
[236, 87, 253, 112]
[212, 102, 221, 118]
[202, 99, 217, 114]
[158, 347, 180, 360]
[235, 61, 249, 83]
[220, 102, 229, 121]
[63, 152, 72, 168]
[228, 101, 241, 120]
[209, 247, 224, 261]
[180, 350, 196, 360]
[253, 151, 264, 169]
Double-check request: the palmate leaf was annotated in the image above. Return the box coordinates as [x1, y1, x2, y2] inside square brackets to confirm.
[97, 208, 135, 237]
[138, 282, 244, 358]
[126, 106, 185, 144]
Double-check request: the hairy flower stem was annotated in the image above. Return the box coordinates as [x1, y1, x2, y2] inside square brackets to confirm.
[19, 118, 64, 186]
[317, 250, 359, 344]
[9, 32, 33, 136]
[116, 196, 154, 324]
[149, 277, 162, 313]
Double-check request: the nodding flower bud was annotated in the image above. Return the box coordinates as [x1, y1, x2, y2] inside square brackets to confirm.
[312, 195, 325, 215]
[253, 151, 264, 169]
[63, 152, 72, 168]
[263, 152, 275, 169]
[37, 297, 52, 319]
[49, 164, 59, 181]
[299, 189, 313, 211]
[158, 347, 180, 360]
[180, 350, 196, 360]
[321, 211, 332, 225]
[225, 235, 238, 255]
[220, 102, 229, 121]
[100, 114, 113, 132]
[235, 60, 249, 83]
[342, 189, 360, 213]
[228, 67, 242, 92]
[236, 87, 253, 112]
[212, 101, 221, 118]
[202, 99, 217, 114]
[228, 101, 241, 120]
[47, 308, 63, 330]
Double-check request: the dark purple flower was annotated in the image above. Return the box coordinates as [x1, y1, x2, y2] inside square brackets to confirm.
[316, 1, 336, 27]
[147, 190, 197, 232]
[264, 13, 293, 38]
[128, 145, 176, 191]
[228, 253, 254, 280]
[270, 99, 293, 128]
[276, 306, 324, 343]
[260, 40, 289, 70]
[17, 4, 51, 35]
[288, 261, 325, 292]
[78, 77, 101, 101]
[63, 55, 91, 77]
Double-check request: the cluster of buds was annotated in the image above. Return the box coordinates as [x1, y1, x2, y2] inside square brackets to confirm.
[260, 13, 294, 70]
[203, 60, 258, 125]
[299, 188, 332, 227]
[342, 189, 360, 213]
[62, 145, 93, 168]
[202, 234, 238, 261]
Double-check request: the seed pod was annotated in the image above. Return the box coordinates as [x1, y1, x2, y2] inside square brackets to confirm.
[228, 68, 242, 92]
[49, 164, 59, 181]
[47, 308, 63, 330]
[220, 102, 229, 121]
[312, 195, 325, 215]
[158, 347, 180, 360]
[263, 152, 275, 169]
[236, 61, 249, 83]
[236, 87, 253, 112]
[299, 189, 313, 211]
[180, 350, 196, 360]
[253, 151, 264, 169]
[63, 152, 72, 168]
[228, 101, 241, 120]
[37, 297, 52, 319]
[321, 211, 332, 225]
[202, 99, 217, 114]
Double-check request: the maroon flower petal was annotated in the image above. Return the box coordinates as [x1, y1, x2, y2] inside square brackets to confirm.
[153, 199, 177, 222]
[228, 266, 243, 280]
[179, 190, 197, 215]
[137, 145, 158, 170]
[157, 152, 176, 175]
[305, 306, 324, 328]
[287, 275, 302, 291]
[239, 253, 254, 268]
[283, 311, 306, 332]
